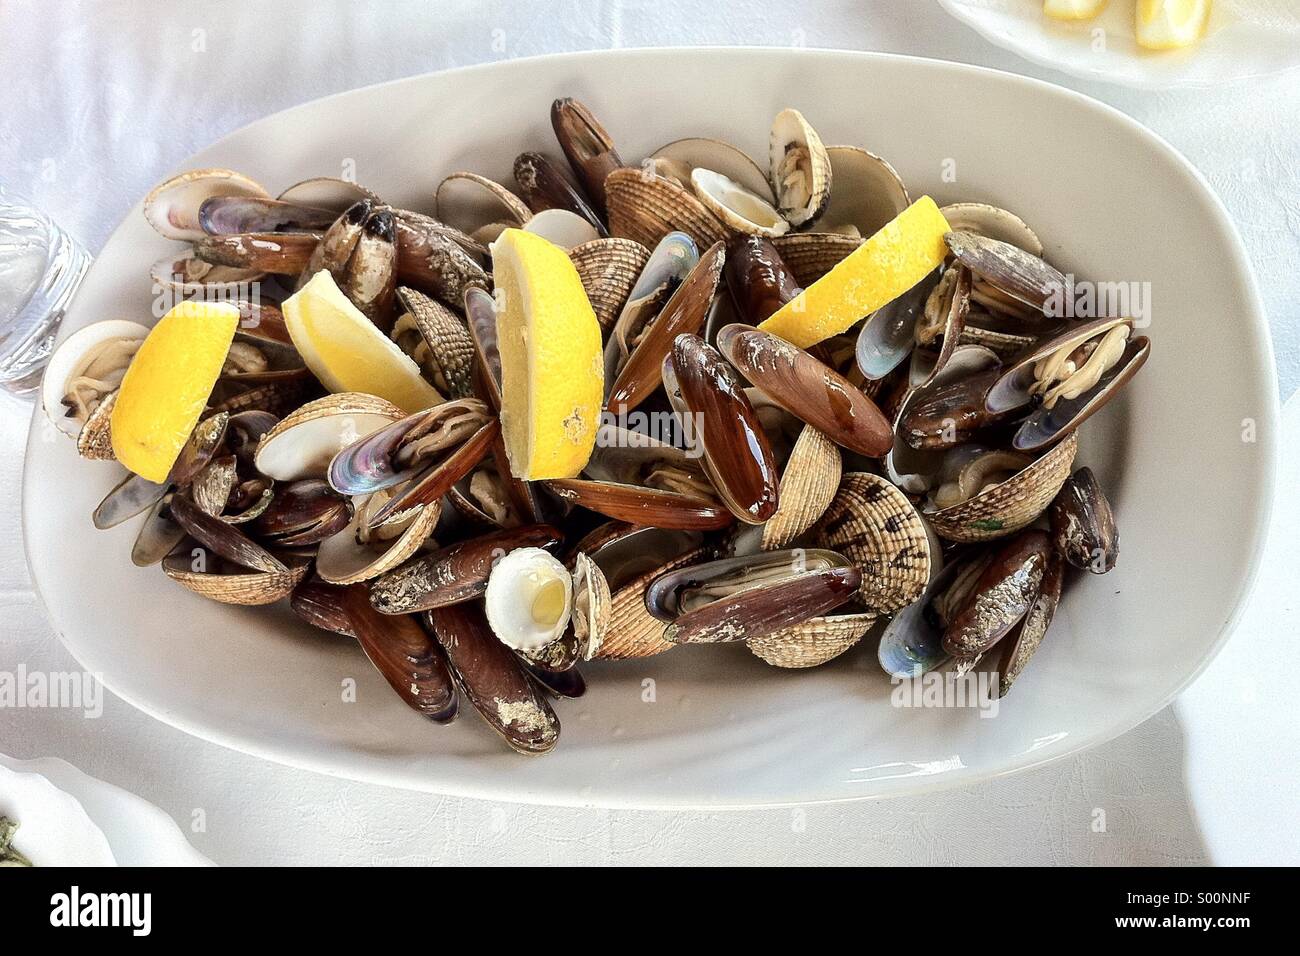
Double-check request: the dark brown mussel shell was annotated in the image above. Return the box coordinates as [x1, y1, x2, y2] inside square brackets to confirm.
[251, 479, 352, 547]
[194, 231, 322, 274]
[605, 241, 725, 412]
[513, 150, 606, 234]
[899, 367, 1006, 450]
[551, 97, 624, 215]
[724, 234, 800, 325]
[944, 231, 1067, 312]
[426, 603, 561, 755]
[545, 477, 733, 531]
[369, 524, 563, 614]
[199, 195, 336, 236]
[1049, 466, 1118, 573]
[646, 548, 853, 620]
[333, 584, 459, 722]
[716, 323, 893, 458]
[661, 565, 861, 645]
[942, 529, 1051, 658]
[665, 334, 779, 524]
[996, 551, 1064, 697]
[290, 578, 357, 637]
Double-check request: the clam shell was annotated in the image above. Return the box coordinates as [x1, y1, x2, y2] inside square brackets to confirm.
[940, 203, 1042, 257]
[944, 231, 1066, 312]
[314, 500, 440, 585]
[522, 208, 602, 249]
[435, 171, 532, 236]
[690, 168, 789, 238]
[149, 251, 264, 298]
[810, 473, 930, 614]
[819, 145, 908, 237]
[761, 424, 841, 550]
[605, 167, 729, 251]
[929, 432, 1078, 542]
[254, 393, 405, 482]
[571, 552, 612, 661]
[394, 286, 476, 398]
[144, 168, 268, 241]
[596, 545, 711, 659]
[651, 137, 774, 200]
[75, 390, 117, 461]
[769, 109, 832, 228]
[569, 237, 651, 331]
[748, 612, 875, 668]
[277, 177, 381, 212]
[42, 319, 148, 438]
[771, 233, 861, 287]
[162, 550, 309, 606]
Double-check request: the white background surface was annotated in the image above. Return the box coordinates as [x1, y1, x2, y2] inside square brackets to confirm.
[1, 0, 1297, 865]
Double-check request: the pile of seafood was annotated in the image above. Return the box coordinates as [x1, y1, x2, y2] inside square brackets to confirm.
[42, 97, 1148, 755]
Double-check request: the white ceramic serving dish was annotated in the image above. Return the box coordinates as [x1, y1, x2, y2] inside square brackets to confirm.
[938, 0, 1300, 89]
[23, 49, 1277, 807]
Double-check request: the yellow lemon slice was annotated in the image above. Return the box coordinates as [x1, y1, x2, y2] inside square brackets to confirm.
[282, 270, 442, 415]
[758, 196, 951, 349]
[110, 300, 240, 483]
[1136, 0, 1211, 49]
[490, 228, 602, 480]
[1044, 0, 1108, 20]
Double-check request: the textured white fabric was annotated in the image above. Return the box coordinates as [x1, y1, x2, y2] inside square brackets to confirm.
[1, 0, 1297, 866]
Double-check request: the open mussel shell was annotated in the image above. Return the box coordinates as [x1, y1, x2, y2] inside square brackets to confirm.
[651, 137, 773, 200]
[817, 145, 908, 237]
[996, 550, 1063, 697]
[569, 237, 651, 331]
[943, 530, 1052, 658]
[314, 498, 440, 585]
[986, 317, 1131, 416]
[944, 231, 1066, 313]
[426, 602, 560, 755]
[198, 195, 336, 236]
[605, 241, 725, 412]
[999, 334, 1150, 453]
[168, 494, 286, 573]
[605, 167, 729, 251]
[749, 612, 876, 669]
[143, 168, 268, 241]
[131, 493, 186, 568]
[716, 323, 893, 458]
[392, 286, 476, 399]
[592, 531, 712, 660]
[370, 524, 562, 614]
[546, 477, 732, 531]
[877, 543, 968, 679]
[811, 472, 930, 614]
[602, 231, 699, 396]
[940, 203, 1042, 257]
[771, 233, 861, 287]
[768, 108, 832, 228]
[665, 334, 780, 524]
[855, 269, 939, 382]
[898, 362, 1005, 452]
[929, 432, 1077, 543]
[254, 393, 405, 482]
[162, 545, 309, 606]
[1049, 466, 1118, 573]
[250, 478, 352, 547]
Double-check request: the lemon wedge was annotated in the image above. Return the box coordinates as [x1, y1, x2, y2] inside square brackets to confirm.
[1136, 0, 1211, 49]
[758, 196, 951, 349]
[490, 228, 602, 480]
[110, 300, 239, 483]
[1044, 0, 1108, 20]
[282, 270, 442, 415]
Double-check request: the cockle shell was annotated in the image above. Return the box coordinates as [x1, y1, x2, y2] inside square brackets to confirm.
[143, 168, 268, 241]
[484, 547, 573, 652]
[811, 473, 930, 614]
[605, 167, 729, 251]
[162, 548, 309, 606]
[760, 422, 841, 550]
[569, 237, 651, 331]
[771, 233, 861, 287]
[74, 391, 118, 461]
[928, 432, 1078, 543]
[570, 552, 612, 661]
[768, 108, 832, 228]
[596, 545, 712, 659]
[748, 612, 876, 668]
[393, 286, 476, 399]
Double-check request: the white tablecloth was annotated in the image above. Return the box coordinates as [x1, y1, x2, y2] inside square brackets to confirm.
[2, 0, 1297, 866]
